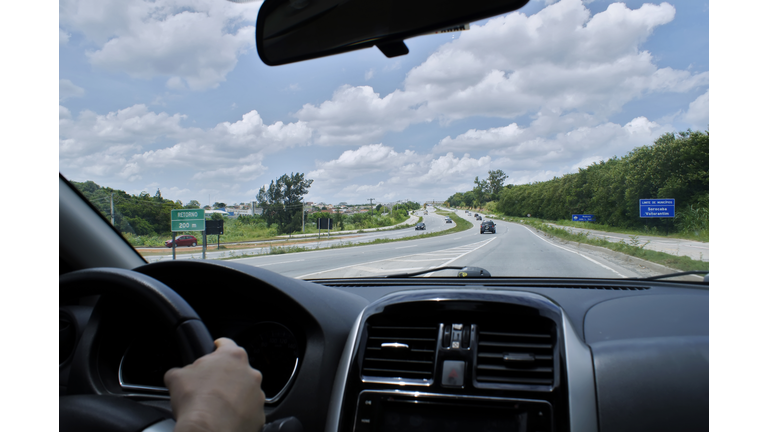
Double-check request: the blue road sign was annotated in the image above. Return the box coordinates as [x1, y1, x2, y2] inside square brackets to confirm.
[572, 214, 595, 222]
[639, 199, 675, 218]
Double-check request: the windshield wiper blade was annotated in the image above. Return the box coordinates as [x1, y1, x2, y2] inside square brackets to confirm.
[384, 266, 464, 278]
[631, 270, 709, 281]
[384, 266, 491, 278]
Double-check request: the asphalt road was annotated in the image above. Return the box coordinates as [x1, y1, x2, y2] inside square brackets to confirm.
[227, 207, 654, 279]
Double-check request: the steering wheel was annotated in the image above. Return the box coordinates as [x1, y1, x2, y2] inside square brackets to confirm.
[60, 267, 215, 432]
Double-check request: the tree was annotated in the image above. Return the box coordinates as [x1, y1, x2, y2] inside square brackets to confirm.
[213, 202, 226, 209]
[256, 172, 314, 233]
[487, 169, 508, 200]
[185, 200, 201, 209]
[473, 176, 489, 203]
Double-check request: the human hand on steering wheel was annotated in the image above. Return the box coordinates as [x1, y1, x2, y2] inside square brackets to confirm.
[165, 338, 266, 432]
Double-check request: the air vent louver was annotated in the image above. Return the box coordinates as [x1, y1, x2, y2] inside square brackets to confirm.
[476, 318, 556, 387]
[362, 324, 438, 381]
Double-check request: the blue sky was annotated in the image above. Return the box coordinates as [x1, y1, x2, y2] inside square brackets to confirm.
[59, 0, 709, 206]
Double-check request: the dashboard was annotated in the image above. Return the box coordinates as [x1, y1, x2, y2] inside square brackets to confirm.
[59, 260, 708, 432]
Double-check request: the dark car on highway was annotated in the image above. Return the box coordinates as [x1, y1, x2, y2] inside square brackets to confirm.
[480, 220, 496, 234]
[445, 217, 453, 223]
[164, 235, 198, 247]
[415, 222, 426, 230]
[476, 215, 482, 220]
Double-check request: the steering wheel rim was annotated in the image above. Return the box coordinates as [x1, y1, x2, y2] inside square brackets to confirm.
[60, 267, 216, 432]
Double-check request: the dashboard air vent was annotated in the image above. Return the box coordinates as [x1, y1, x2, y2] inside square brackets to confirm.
[362, 323, 438, 381]
[475, 318, 555, 387]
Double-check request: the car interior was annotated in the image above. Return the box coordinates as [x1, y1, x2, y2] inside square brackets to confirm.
[58, 1, 709, 432]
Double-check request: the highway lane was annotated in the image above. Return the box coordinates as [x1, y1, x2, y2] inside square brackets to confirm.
[229, 207, 649, 279]
[144, 207, 456, 263]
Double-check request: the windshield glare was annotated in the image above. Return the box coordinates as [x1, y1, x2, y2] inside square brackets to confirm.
[59, 0, 709, 281]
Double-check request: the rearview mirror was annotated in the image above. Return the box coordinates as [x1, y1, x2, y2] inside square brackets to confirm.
[256, 0, 530, 66]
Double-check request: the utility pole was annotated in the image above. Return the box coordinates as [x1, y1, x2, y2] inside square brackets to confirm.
[110, 193, 115, 225]
[302, 199, 305, 233]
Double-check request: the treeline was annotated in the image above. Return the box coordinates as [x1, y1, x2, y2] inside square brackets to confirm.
[448, 130, 709, 233]
[306, 201, 420, 231]
[72, 180, 191, 236]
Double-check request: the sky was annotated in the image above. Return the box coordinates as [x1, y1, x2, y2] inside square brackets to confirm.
[58, 0, 709, 206]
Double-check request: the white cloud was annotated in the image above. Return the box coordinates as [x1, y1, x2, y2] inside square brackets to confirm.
[309, 144, 416, 183]
[365, 69, 374, 80]
[296, 0, 706, 145]
[60, 29, 70, 45]
[307, 146, 492, 203]
[59, 104, 311, 187]
[295, 85, 427, 144]
[60, 79, 85, 101]
[436, 116, 672, 173]
[60, 0, 261, 90]
[682, 90, 709, 130]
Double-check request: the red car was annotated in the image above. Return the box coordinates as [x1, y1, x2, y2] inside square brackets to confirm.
[165, 235, 198, 247]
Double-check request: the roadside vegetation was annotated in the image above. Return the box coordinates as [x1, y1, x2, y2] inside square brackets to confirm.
[445, 130, 709, 241]
[72, 175, 423, 248]
[220, 214, 472, 260]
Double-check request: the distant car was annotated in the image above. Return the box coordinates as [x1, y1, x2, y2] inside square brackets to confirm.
[480, 220, 496, 234]
[165, 235, 198, 247]
[476, 215, 482, 220]
[445, 217, 453, 224]
[415, 222, 426, 230]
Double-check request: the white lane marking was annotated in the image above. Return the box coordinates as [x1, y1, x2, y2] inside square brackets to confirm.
[395, 245, 418, 249]
[390, 258, 461, 263]
[424, 238, 497, 277]
[520, 226, 626, 278]
[231, 258, 305, 266]
[296, 239, 493, 278]
[356, 266, 424, 274]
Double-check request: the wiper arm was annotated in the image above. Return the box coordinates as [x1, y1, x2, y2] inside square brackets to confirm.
[384, 266, 491, 278]
[631, 270, 709, 281]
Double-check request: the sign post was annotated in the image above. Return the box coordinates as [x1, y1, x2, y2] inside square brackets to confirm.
[572, 214, 595, 222]
[171, 209, 206, 260]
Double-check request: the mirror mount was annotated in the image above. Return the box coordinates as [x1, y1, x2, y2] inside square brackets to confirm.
[376, 41, 409, 58]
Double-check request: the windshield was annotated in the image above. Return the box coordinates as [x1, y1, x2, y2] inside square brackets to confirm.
[59, 0, 709, 280]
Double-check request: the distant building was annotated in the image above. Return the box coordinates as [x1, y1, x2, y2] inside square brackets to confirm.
[205, 209, 229, 218]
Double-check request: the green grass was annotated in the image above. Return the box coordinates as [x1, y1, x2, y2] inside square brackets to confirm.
[517, 219, 708, 273]
[124, 213, 422, 248]
[220, 215, 471, 260]
[539, 218, 708, 242]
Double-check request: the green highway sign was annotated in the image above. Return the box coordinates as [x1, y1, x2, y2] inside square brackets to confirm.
[172, 209, 204, 220]
[171, 220, 205, 231]
[171, 209, 205, 232]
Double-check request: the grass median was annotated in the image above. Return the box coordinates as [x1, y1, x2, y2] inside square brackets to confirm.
[219, 215, 471, 260]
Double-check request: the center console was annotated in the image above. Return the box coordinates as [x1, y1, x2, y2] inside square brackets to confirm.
[328, 289, 576, 432]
